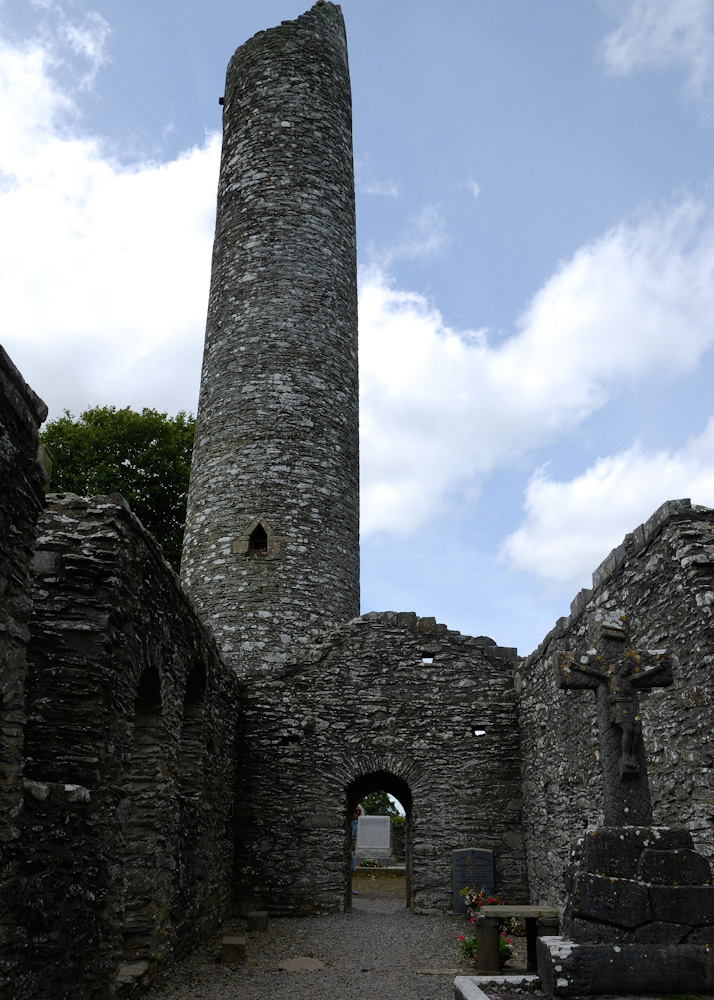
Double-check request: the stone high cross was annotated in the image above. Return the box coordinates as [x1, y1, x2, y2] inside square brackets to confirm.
[555, 621, 673, 826]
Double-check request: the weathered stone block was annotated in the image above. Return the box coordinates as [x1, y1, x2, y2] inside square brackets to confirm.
[247, 910, 268, 932]
[565, 917, 635, 944]
[638, 847, 712, 885]
[649, 884, 714, 925]
[634, 920, 689, 943]
[221, 935, 246, 964]
[570, 873, 651, 927]
[537, 936, 714, 996]
[575, 829, 640, 878]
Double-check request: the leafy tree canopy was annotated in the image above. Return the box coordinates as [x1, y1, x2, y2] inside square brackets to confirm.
[40, 406, 195, 570]
[359, 790, 402, 817]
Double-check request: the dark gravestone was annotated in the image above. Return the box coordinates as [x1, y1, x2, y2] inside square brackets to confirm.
[452, 848, 494, 913]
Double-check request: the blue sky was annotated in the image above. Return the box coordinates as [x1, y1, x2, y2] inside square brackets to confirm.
[3, 0, 714, 654]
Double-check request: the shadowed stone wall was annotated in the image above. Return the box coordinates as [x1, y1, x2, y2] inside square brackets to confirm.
[518, 499, 714, 907]
[5, 494, 237, 1000]
[182, 1, 359, 672]
[0, 347, 47, 994]
[234, 612, 526, 915]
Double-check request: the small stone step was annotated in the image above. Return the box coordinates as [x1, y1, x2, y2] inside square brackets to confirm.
[221, 935, 246, 964]
[247, 909, 269, 932]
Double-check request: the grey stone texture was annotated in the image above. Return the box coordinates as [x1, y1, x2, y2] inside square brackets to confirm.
[233, 612, 525, 916]
[1, 493, 237, 998]
[537, 934, 714, 996]
[4, 4, 714, 999]
[517, 498, 714, 907]
[561, 825, 714, 945]
[181, 0, 360, 673]
[0, 347, 48, 994]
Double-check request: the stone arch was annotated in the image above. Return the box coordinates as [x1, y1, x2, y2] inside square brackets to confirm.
[346, 768, 413, 907]
[120, 664, 169, 965]
[232, 517, 282, 559]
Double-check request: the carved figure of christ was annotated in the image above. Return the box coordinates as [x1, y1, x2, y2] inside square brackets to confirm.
[555, 624, 673, 826]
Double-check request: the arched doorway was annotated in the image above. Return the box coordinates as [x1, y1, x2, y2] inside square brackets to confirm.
[346, 770, 413, 910]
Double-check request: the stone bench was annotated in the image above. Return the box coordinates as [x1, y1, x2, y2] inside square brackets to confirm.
[475, 904, 559, 973]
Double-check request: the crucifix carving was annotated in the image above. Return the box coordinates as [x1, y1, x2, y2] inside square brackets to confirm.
[555, 621, 673, 826]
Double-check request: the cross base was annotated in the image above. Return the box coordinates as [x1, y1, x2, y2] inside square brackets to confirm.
[537, 826, 714, 996]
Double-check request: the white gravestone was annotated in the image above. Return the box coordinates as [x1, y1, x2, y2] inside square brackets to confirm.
[355, 815, 392, 859]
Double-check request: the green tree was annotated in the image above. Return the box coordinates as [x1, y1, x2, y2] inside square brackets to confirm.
[40, 406, 195, 570]
[359, 791, 402, 817]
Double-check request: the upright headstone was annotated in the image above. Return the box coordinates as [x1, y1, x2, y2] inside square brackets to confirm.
[355, 815, 392, 859]
[452, 848, 495, 913]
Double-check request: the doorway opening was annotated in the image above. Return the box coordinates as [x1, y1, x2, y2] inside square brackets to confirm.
[346, 771, 413, 910]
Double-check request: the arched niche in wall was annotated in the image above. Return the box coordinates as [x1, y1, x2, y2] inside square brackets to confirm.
[120, 664, 169, 964]
[178, 664, 207, 799]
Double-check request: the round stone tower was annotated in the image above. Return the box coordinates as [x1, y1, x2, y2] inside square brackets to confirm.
[181, 2, 359, 672]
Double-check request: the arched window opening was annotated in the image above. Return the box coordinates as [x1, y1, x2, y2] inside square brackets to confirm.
[248, 523, 268, 554]
[121, 665, 167, 963]
[178, 665, 206, 797]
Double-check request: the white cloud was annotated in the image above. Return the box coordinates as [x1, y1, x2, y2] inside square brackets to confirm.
[59, 10, 111, 89]
[359, 196, 714, 537]
[601, 0, 714, 109]
[369, 204, 449, 269]
[462, 178, 481, 200]
[0, 17, 220, 420]
[355, 154, 400, 199]
[500, 420, 714, 588]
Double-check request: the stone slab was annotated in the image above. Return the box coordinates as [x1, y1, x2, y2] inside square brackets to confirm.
[277, 956, 325, 971]
[452, 848, 495, 913]
[537, 935, 714, 996]
[454, 975, 540, 1000]
[355, 815, 391, 857]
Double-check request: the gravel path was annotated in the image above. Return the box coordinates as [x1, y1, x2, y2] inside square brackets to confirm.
[149, 876, 469, 1000]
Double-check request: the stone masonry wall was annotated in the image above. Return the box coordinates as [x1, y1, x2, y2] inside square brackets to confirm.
[234, 612, 526, 915]
[5, 494, 237, 1000]
[182, 1, 360, 672]
[0, 347, 47, 995]
[518, 499, 714, 908]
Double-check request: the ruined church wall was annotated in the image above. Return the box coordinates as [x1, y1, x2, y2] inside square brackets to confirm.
[518, 499, 714, 908]
[9, 494, 237, 1000]
[234, 612, 526, 916]
[0, 348, 47, 995]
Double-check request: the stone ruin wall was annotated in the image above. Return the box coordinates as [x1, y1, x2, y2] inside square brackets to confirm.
[1, 488, 238, 999]
[234, 612, 527, 916]
[518, 498, 714, 908]
[0, 348, 48, 995]
[182, 1, 360, 672]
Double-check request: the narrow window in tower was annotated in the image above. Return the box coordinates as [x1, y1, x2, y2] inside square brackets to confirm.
[248, 523, 268, 555]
